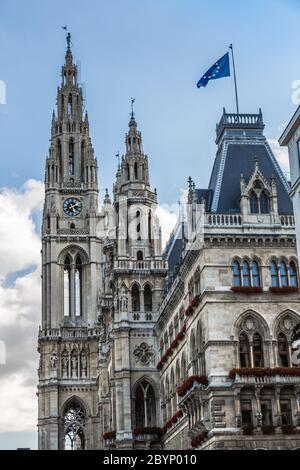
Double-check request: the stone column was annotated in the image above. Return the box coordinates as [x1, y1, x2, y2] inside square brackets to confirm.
[234, 388, 242, 428]
[254, 386, 262, 431]
[274, 385, 282, 432]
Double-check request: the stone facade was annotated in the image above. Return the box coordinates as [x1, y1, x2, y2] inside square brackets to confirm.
[38, 43, 300, 450]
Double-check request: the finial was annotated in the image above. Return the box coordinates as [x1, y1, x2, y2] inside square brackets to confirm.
[130, 97, 135, 118]
[115, 151, 120, 169]
[187, 176, 193, 190]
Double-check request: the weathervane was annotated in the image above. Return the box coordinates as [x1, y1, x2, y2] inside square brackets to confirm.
[62, 25, 72, 50]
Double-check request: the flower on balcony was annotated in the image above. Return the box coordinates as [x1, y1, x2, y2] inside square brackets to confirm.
[191, 295, 200, 307]
[176, 410, 183, 418]
[242, 424, 254, 436]
[182, 324, 187, 333]
[229, 367, 300, 380]
[171, 338, 178, 349]
[171, 415, 178, 424]
[191, 431, 208, 448]
[133, 427, 162, 437]
[231, 286, 263, 294]
[269, 286, 298, 294]
[262, 425, 275, 435]
[281, 425, 300, 435]
[156, 360, 163, 370]
[177, 375, 208, 397]
[103, 431, 116, 440]
[185, 305, 193, 316]
[165, 347, 173, 357]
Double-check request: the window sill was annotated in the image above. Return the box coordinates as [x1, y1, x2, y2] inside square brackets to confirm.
[269, 286, 298, 293]
[231, 286, 263, 294]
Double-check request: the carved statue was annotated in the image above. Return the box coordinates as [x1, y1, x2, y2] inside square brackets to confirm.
[81, 354, 87, 370]
[71, 355, 78, 370]
[50, 352, 57, 369]
[62, 353, 68, 369]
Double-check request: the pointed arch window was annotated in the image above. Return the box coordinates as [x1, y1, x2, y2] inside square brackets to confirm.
[132, 284, 140, 312]
[68, 93, 73, 115]
[69, 138, 74, 175]
[233, 260, 241, 287]
[239, 332, 251, 368]
[148, 211, 152, 241]
[81, 141, 85, 180]
[270, 261, 279, 287]
[64, 256, 71, 317]
[75, 256, 82, 317]
[250, 191, 259, 214]
[253, 332, 264, 367]
[144, 284, 152, 312]
[260, 191, 269, 213]
[280, 261, 288, 287]
[289, 261, 298, 287]
[64, 401, 85, 450]
[134, 161, 138, 179]
[126, 163, 130, 180]
[135, 381, 156, 428]
[242, 260, 251, 287]
[252, 261, 260, 287]
[278, 332, 289, 367]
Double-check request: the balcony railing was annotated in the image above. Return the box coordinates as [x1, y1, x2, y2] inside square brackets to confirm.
[39, 327, 102, 340]
[114, 260, 168, 271]
[205, 213, 295, 228]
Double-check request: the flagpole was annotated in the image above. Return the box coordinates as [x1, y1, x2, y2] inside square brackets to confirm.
[229, 44, 240, 114]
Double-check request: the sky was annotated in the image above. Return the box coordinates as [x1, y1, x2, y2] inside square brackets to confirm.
[0, 0, 299, 450]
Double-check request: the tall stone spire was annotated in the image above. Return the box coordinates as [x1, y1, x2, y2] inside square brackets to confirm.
[46, 34, 98, 190]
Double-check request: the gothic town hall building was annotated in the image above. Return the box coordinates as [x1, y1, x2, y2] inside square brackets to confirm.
[38, 43, 300, 450]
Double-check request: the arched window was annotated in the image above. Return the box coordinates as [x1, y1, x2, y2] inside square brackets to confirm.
[239, 333, 250, 367]
[132, 284, 140, 312]
[250, 191, 259, 214]
[126, 163, 130, 180]
[280, 261, 288, 287]
[64, 256, 71, 317]
[181, 353, 186, 382]
[148, 211, 152, 241]
[144, 284, 152, 312]
[64, 400, 85, 450]
[260, 191, 269, 213]
[134, 161, 138, 179]
[252, 261, 260, 287]
[81, 141, 85, 180]
[242, 260, 251, 287]
[233, 261, 241, 287]
[75, 257, 82, 317]
[135, 381, 156, 428]
[289, 262, 298, 287]
[137, 250, 143, 261]
[68, 93, 73, 115]
[69, 138, 74, 175]
[278, 332, 289, 367]
[253, 332, 264, 367]
[270, 261, 279, 287]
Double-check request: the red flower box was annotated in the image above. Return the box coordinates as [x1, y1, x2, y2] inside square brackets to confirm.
[171, 339, 178, 349]
[191, 431, 208, 448]
[171, 415, 178, 424]
[176, 331, 184, 341]
[185, 305, 193, 316]
[191, 295, 200, 307]
[103, 431, 116, 440]
[165, 347, 173, 357]
[177, 375, 208, 397]
[231, 286, 263, 294]
[182, 324, 187, 333]
[176, 410, 183, 418]
[133, 427, 162, 436]
[269, 286, 298, 293]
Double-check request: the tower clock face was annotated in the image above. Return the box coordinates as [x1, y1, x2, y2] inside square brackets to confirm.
[63, 198, 82, 217]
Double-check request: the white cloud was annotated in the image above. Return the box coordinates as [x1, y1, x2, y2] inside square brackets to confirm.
[0, 180, 43, 437]
[268, 139, 290, 174]
[156, 189, 188, 249]
[0, 179, 44, 279]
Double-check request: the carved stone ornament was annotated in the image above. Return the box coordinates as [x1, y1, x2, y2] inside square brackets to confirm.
[133, 342, 155, 366]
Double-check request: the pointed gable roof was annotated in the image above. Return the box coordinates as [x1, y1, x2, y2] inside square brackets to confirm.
[207, 110, 292, 214]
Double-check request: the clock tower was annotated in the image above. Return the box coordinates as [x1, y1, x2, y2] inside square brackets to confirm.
[37, 36, 102, 450]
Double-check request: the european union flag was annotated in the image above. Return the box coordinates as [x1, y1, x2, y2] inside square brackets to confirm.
[197, 52, 230, 88]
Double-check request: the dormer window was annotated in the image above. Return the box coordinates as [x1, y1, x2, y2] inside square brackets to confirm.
[249, 180, 270, 214]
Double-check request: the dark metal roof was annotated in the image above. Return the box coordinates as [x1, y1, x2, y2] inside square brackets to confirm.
[208, 142, 292, 214]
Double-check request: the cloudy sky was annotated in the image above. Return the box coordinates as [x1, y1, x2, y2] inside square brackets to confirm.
[0, 0, 299, 449]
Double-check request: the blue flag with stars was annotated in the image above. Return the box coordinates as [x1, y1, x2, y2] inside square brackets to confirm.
[197, 52, 230, 88]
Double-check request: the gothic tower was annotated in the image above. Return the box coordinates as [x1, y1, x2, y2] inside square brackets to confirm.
[37, 36, 102, 450]
[98, 110, 168, 449]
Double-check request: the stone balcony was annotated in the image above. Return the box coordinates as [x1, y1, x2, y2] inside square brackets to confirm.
[230, 368, 300, 386]
[39, 327, 102, 341]
[114, 259, 168, 273]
